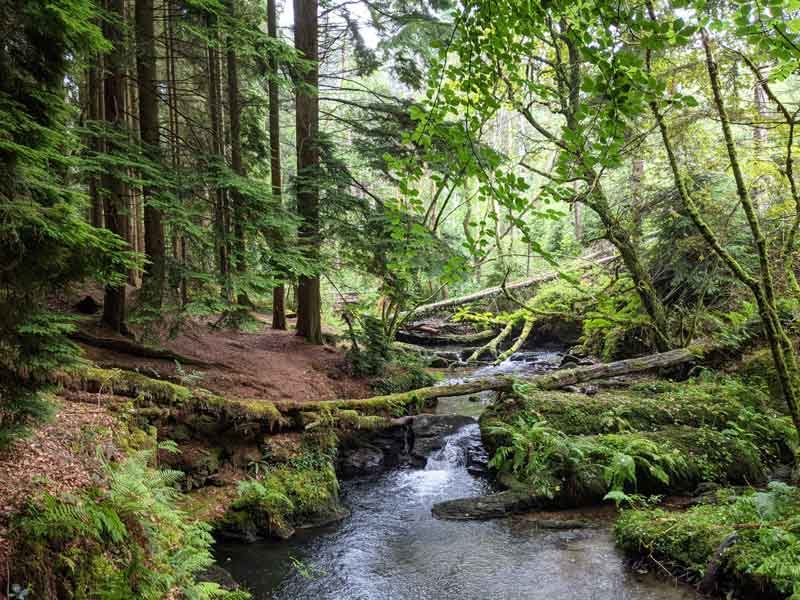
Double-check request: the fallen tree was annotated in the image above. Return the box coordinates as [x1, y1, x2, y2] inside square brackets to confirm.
[409, 252, 616, 319]
[57, 347, 701, 438]
[395, 328, 497, 347]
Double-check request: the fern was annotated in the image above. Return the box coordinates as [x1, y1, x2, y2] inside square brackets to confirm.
[14, 451, 249, 599]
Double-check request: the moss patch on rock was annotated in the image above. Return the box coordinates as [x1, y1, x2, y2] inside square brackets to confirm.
[219, 448, 345, 541]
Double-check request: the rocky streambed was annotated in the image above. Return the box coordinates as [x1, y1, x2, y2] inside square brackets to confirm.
[214, 352, 700, 600]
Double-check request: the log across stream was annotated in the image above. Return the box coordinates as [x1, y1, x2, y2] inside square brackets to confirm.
[214, 350, 699, 600]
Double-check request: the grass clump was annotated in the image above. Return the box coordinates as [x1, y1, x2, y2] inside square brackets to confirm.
[10, 449, 248, 600]
[615, 482, 800, 598]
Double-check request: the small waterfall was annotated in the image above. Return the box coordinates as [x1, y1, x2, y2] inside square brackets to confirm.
[424, 423, 481, 471]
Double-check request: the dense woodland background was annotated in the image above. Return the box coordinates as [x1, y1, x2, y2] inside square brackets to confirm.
[4, 0, 800, 596]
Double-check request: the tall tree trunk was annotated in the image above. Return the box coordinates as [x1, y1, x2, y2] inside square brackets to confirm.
[268, 0, 287, 330]
[102, 0, 129, 333]
[87, 64, 104, 228]
[226, 0, 248, 305]
[136, 0, 165, 306]
[294, 0, 323, 344]
[207, 11, 231, 301]
[164, 0, 188, 306]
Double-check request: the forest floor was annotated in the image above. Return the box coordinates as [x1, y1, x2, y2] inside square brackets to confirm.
[77, 313, 372, 403]
[0, 298, 375, 575]
[0, 399, 117, 568]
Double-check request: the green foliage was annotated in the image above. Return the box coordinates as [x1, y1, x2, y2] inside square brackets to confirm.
[616, 483, 800, 597]
[228, 449, 341, 538]
[487, 417, 693, 502]
[370, 361, 436, 395]
[0, 0, 134, 444]
[483, 374, 787, 505]
[346, 314, 393, 377]
[493, 374, 794, 464]
[12, 451, 247, 599]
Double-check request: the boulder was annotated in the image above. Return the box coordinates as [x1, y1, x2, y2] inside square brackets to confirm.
[197, 565, 241, 591]
[432, 489, 541, 520]
[339, 446, 385, 477]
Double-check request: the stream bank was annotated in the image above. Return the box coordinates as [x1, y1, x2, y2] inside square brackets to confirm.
[214, 353, 700, 600]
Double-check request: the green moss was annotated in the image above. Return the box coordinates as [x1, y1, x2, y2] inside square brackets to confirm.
[61, 366, 427, 435]
[486, 417, 768, 506]
[615, 483, 800, 597]
[224, 450, 344, 540]
[59, 365, 193, 404]
[482, 375, 795, 468]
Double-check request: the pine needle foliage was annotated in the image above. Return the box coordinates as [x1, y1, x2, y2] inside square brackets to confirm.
[0, 0, 134, 446]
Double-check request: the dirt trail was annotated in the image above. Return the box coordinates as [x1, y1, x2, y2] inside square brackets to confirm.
[78, 314, 372, 402]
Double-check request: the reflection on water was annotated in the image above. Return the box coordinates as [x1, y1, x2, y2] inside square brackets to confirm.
[214, 353, 699, 600]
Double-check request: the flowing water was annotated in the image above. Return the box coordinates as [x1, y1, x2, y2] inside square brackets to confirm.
[215, 352, 699, 600]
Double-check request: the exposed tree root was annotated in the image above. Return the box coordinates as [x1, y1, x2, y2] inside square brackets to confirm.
[70, 331, 218, 367]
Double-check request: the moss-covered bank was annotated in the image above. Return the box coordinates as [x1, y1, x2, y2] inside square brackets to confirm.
[6, 417, 249, 600]
[478, 374, 795, 507]
[615, 483, 800, 598]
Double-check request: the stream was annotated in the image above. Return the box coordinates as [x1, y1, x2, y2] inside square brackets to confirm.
[215, 350, 699, 600]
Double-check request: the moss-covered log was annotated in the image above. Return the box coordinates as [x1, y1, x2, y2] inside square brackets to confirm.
[395, 328, 497, 346]
[409, 252, 616, 318]
[467, 319, 517, 362]
[54, 347, 700, 439]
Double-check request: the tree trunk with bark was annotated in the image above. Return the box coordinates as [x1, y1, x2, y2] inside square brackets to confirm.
[226, 0, 248, 305]
[101, 0, 129, 333]
[268, 0, 287, 330]
[87, 64, 104, 228]
[294, 0, 323, 344]
[136, 0, 165, 306]
[207, 11, 231, 301]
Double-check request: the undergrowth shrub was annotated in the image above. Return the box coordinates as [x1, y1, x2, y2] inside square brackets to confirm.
[485, 374, 795, 466]
[346, 314, 392, 376]
[486, 416, 769, 505]
[10, 450, 248, 599]
[486, 417, 693, 504]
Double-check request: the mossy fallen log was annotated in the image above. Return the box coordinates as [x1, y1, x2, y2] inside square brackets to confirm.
[409, 252, 616, 318]
[395, 328, 497, 346]
[55, 347, 700, 438]
[54, 366, 429, 435]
